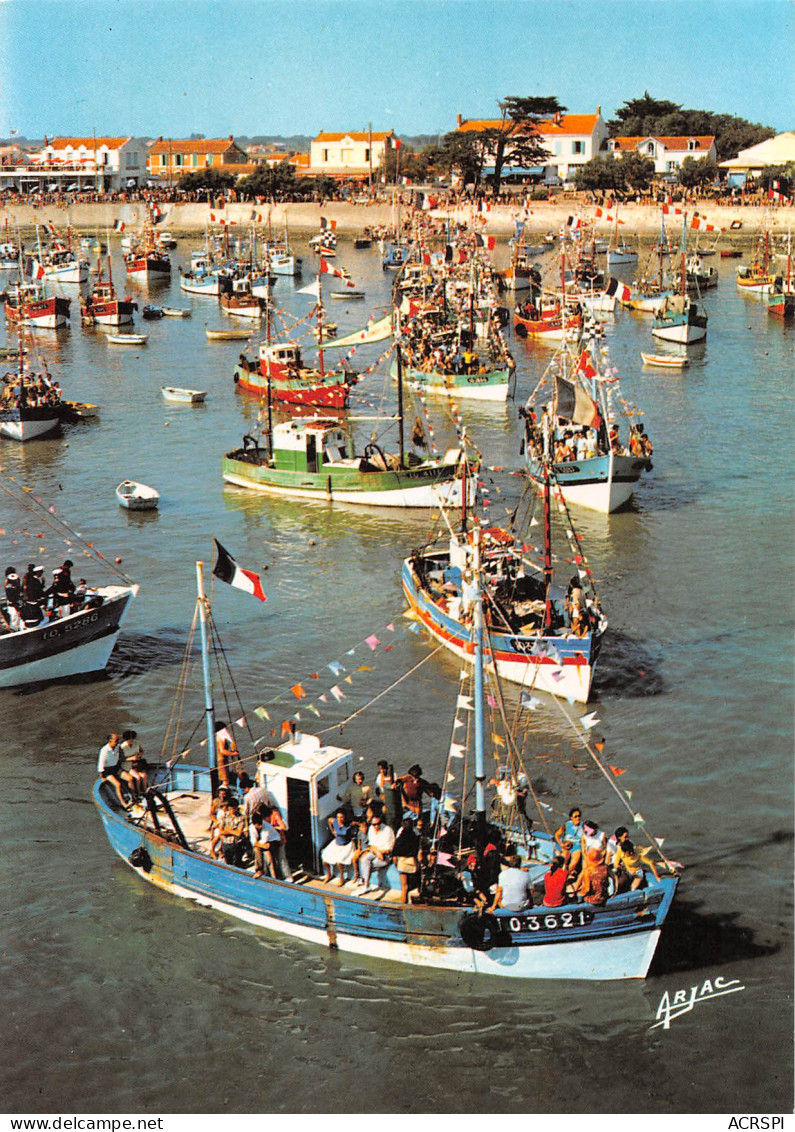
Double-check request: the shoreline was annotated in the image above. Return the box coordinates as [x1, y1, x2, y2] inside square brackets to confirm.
[2, 199, 792, 241]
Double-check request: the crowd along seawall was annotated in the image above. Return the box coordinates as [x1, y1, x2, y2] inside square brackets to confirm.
[1, 199, 792, 241]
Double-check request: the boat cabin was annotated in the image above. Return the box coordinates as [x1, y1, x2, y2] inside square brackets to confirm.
[271, 417, 356, 471]
[255, 732, 354, 873]
[258, 341, 303, 374]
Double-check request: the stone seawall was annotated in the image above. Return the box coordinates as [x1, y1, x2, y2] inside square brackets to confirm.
[2, 199, 790, 241]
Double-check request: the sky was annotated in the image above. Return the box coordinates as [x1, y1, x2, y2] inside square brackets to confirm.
[1, 0, 793, 141]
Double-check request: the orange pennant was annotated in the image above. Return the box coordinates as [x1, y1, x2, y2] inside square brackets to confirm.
[290, 684, 307, 700]
[609, 765, 627, 776]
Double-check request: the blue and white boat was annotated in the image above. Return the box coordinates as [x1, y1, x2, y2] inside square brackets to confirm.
[521, 342, 652, 514]
[93, 559, 679, 980]
[382, 242, 410, 270]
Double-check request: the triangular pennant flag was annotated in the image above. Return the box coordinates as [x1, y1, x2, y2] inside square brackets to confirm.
[609, 765, 627, 776]
[344, 675, 353, 684]
[290, 684, 307, 700]
[365, 634, 381, 650]
[307, 704, 321, 717]
[453, 717, 465, 731]
[281, 720, 293, 737]
[491, 733, 505, 748]
[456, 694, 473, 711]
[330, 685, 345, 701]
[594, 741, 604, 752]
[328, 660, 345, 676]
[254, 707, 270, 721]
[520, 693, 541, 711]
[581, 712, 600, 730]
[445, 772, 456, 783]
[448, 743, 466, 760]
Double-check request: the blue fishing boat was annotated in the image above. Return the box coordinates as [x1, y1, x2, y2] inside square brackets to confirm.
[93, 556, 679, 980]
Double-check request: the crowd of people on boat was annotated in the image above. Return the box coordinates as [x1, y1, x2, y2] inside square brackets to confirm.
[523, 406, 653, 465]
[0, 368, 63, 412]
[1, 559, 101, 632]
[401, 335, 494, 376]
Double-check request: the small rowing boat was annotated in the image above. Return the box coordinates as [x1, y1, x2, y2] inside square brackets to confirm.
[58, 400, 100, 420]
[328, 290, 365, 300]
[640, 352, 690, 368]
[206, 328, 252, 341]
[107, 333, 147, 346]
[116, 480, 160, 510]
[161, 307, 191, 317]
[161, 386, 207, 404]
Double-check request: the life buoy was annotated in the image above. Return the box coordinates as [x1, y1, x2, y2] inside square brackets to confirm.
[459, 912, 502, 951]
[129, 846, 152, 873]
[514, 319, 527, 338]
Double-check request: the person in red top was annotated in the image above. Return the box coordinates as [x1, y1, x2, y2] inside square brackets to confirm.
[398, 764, 434, 817]
[543, 852, 570, 907]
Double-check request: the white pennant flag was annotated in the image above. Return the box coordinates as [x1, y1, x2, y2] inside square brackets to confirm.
[581, 711, 600, 730]
[456, 694, 473, 711]
[448, 742, 466, 760]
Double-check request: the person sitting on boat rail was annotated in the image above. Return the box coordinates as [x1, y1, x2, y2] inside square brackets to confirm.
[573, 847, 609, 906]
[542, 851, 571, 907]
[97, 732, 132, 811]
[490, 854, 534, 914]
[612, 838, 659, 892]
[120, 730, 149, 800]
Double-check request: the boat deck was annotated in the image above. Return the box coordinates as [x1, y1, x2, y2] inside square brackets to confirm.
[153, 789, 408, 903]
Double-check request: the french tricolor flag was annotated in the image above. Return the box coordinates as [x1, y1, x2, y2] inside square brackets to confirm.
[213, 539, 267, 602]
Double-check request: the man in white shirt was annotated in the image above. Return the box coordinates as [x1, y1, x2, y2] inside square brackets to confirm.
[355, 814, 395, 893]
[97, 732, 130, 810]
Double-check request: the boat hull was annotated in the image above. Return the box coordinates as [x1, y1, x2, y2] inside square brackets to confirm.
[402, 561, 601, 703]
[389, 358, 511, 402]
[222, 450, 477, 508]
[0, 407, 61, 441]
[234, 364, 349, 409]
[5, 296, 71, 329]
[43, 261, 89, 284]
[94, 773, 677, 981]
[0, 584, 137, 688]
[526, 453, 650, 514]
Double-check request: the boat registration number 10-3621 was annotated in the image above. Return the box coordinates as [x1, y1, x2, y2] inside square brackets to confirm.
[506, 908, 594, 933]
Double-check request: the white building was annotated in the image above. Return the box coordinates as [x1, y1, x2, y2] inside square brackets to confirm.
[309, 130, 397, 178]
[455, 109, 608, 183]
[607, 135, 717, 176]
[719, 131, 795, 186]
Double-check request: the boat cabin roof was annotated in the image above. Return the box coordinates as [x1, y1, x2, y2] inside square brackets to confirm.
[272, 416, 349, 449]
[258, 731, 353, 784]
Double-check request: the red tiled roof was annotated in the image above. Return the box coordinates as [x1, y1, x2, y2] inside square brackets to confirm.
[314, 131, 394, 142]
[611, 135, 716, 152]
[148, 137, 244, 156]
[456, 113, 601, 136]
[49, 137, 132, 150]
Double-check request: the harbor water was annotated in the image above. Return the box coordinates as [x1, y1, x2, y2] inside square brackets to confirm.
[1, 238, 792, 1114]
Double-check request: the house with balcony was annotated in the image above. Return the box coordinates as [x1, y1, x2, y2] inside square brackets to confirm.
[606, 135, 717, 177]
[308, 130, 397, 178]
[147, 136, 249, 180]
[0, 136, 148, 193]
[455, 109, 608, 183]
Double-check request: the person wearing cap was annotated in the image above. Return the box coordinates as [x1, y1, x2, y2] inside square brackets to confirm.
[209, 786, 233, 858]
[4, 568, 22, 630]
[22, 564, 45, 604]
[217, 798, 247, 867]
[47, 566, 75, 619]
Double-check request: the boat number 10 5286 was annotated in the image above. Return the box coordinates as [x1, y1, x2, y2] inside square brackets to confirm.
[507, 908, 594, 933]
